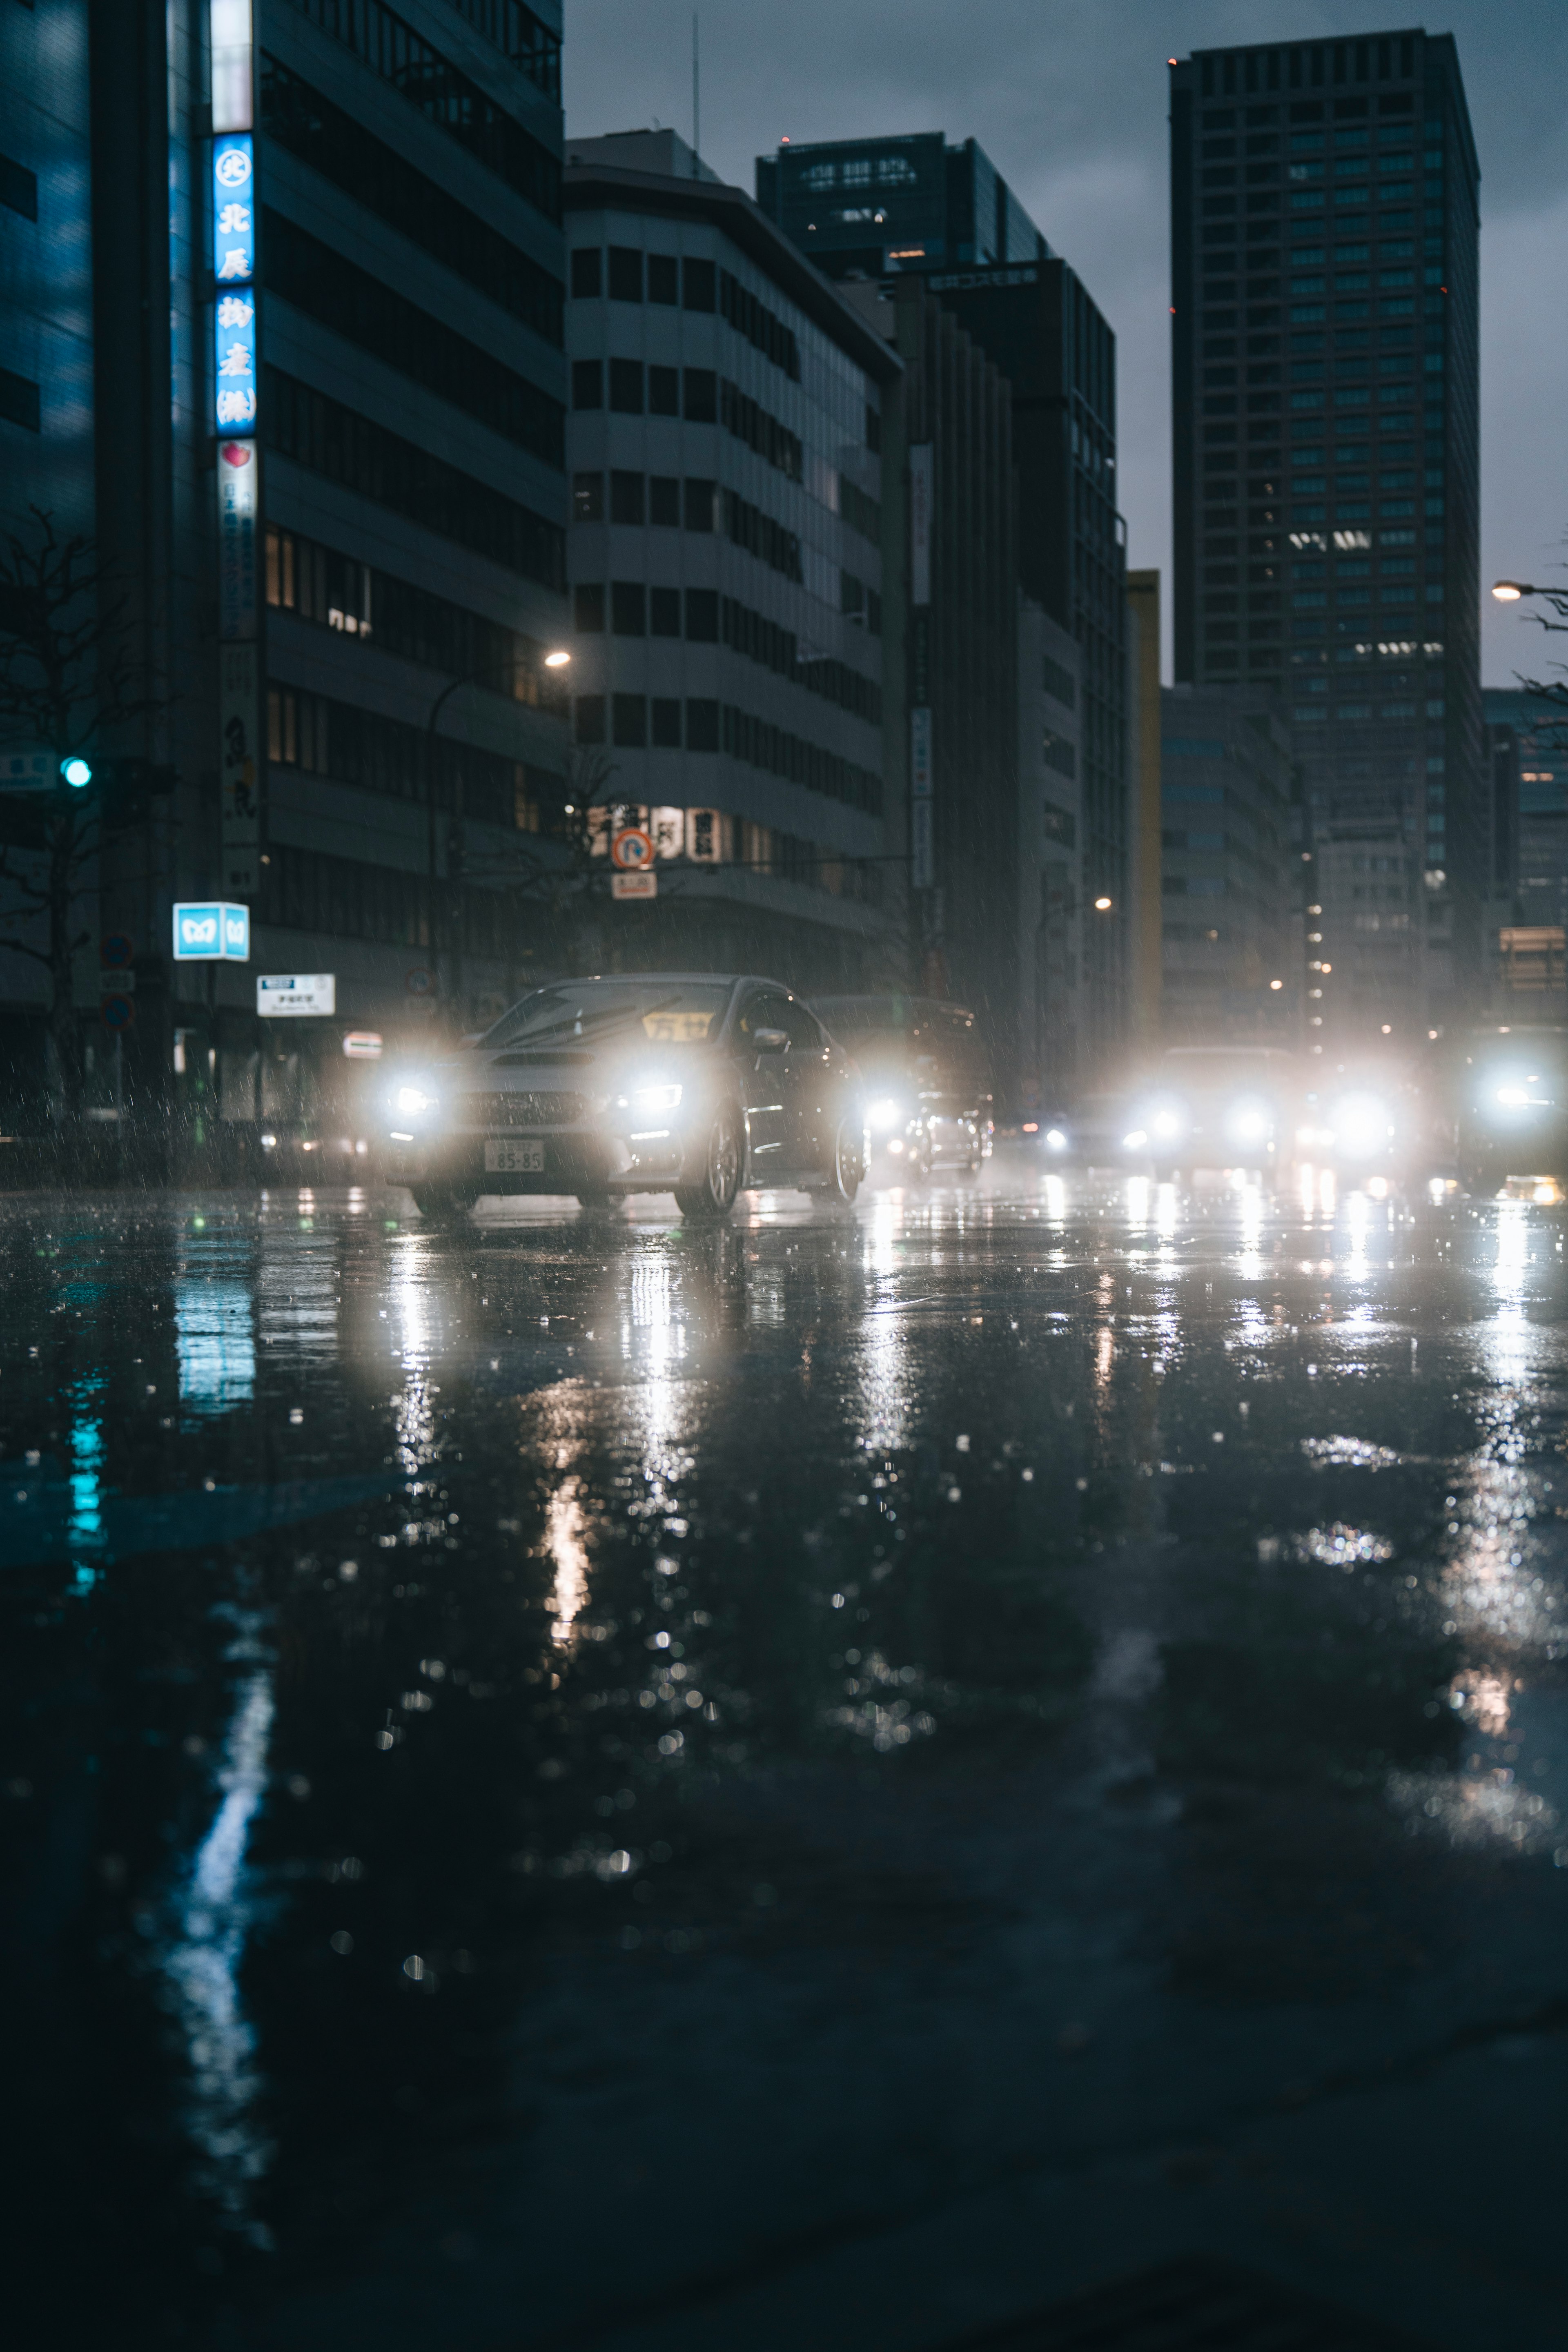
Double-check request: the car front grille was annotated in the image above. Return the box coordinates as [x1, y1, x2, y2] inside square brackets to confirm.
[453, 1091, 587, 1129]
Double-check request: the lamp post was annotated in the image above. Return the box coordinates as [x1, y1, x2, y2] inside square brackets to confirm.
[423, 648, 570, 1008]
[1492, 580, 1568, 610]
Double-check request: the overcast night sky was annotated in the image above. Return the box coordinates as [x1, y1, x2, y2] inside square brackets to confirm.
[566, 1, 1568, 690]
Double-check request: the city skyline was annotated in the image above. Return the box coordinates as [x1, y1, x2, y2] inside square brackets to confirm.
[567, 0, 1568, 689]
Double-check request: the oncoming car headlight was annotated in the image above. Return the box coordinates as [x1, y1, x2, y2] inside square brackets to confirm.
[623, 1082, 683, 1115]
[1226, 1098, 1270, 1145]
[867, 1096, 906, 1133]
[1044, 1127, 1067, 1151]
[394, 1084, 439, 1117]
[1330, 1094, 1389, 1154]
[1122, 1129, 1148, 1150]
[1148, 1104, 1185, 1140]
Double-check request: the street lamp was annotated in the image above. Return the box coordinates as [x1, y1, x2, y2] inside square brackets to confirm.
[1093, 895, 1113, 911]
[423, 649, 570, 1004]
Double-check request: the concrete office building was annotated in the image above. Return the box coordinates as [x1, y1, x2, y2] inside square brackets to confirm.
[561, 130, 900, 993]
[1159, 686, 1300, 1044]
[0, 1, 570, 1145]
[1018, 601, 1082, 1110]
[1169, 29, 1480, 1050]
[758, 131, 1130, 1065]
[1484, 687, 1566, 1005]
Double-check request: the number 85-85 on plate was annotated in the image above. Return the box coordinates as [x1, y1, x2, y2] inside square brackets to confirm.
[484, 1140, 545, 1173]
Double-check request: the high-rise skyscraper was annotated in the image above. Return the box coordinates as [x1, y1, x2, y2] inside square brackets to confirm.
[1169, 30, 1479, 1049]
[759, 132, 1129, 1064]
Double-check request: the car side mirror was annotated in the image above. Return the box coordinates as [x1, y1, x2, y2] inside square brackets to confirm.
[753, 1028, 788, 1055]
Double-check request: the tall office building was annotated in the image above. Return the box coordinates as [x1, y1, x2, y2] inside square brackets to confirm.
[1159, 686, 1299, 1043]
[1169, 30, 1480, 1049]
[561, 130, 901, 993]
[759, 133, 1130, 1067]
[0, 1, 569, 1143]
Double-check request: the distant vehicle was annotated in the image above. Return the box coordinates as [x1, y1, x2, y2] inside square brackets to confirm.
[1130, 1047, 1304, 1180]
[809, 994, 993, 1176]
[1035, 1091, 1153, 1170]
[382, 974, 867, 1219]
[1294, 1060, 1414, 1179]
[1446, 1024, 1568, 1194]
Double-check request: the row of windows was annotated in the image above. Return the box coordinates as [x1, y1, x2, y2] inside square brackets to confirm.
[440, 0, 561, 98]
[577, 472, 813, 592]
[572, 248, 714, 310]
[573, 694, 881, 811]
[572, 579, 881, 682]
[265, 682, 557, 826]
[571, 361, 805, 483]
[265, 368, 566, 590]
[264, 524, 563, 703]
[260, 58, 564, 347]
[264, 841, 523, 959]
[280, 0, 561, 222]
[265, 212, 566, 469]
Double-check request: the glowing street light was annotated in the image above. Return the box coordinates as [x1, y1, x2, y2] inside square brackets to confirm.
[1093, 895, 1113, 911]
[544, 649, 572, 668]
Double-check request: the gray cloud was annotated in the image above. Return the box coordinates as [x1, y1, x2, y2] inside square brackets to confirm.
[567, 2, 1568, 685]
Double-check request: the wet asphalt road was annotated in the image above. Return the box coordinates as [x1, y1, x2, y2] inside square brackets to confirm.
[5, 1153, 1568, 2349]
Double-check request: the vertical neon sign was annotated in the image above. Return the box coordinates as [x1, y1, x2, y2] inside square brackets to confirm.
[210, 2, 261, 899]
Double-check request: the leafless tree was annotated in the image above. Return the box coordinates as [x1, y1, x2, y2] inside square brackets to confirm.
[0, 508, 158, 1116]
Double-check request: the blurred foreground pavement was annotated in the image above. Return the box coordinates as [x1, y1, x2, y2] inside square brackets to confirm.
[4, 1150, 1566, 2348]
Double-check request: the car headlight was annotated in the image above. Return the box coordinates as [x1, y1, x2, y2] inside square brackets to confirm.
[1149, 1106, 1184, 1140]
[627, 1082, 683, 1114]
[1045, 1127, 1067, 1151]
[1330, 1094, 1388, 1153]
[1492, 1083, 1549, 1110]
[394, 1085, 439, 1117]
[867, 1096, 905, 1132]
[1122, 1129, 1148, 1150]
[1226, 1099, 1270, 1144]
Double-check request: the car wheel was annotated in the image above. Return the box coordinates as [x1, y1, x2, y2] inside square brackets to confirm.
[575, 1185, 613, 1209]
[675, 1102, 744, 1220]
[824, 1116, 865, 1206]
[411, 1185, 473, 1220]
[1460, 1150, 1508, 1198]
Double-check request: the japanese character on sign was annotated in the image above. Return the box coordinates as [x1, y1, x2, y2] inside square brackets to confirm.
[217, 341, 254, 379]
[216, 389, 258, 425]
[217, 202, 251, 236]
[214, 145, 253, 188]
[216, 294, 254, 331]
[216, 247, 252, 281]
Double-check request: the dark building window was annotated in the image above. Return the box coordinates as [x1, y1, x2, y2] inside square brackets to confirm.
[280, 0, 561, 222]
[649, 365, 679, 416]
[721, 704, 881, 814]
[866, 403, 882, 453]
[718, 269, 801, 380]
[685, 588, 719, 641]
[260, 59, 563, 345]
[573, 471, 603, 521]
[649, 475, 680, 525]
[719, 595, 882, 726]
[683, 258, 717, 312]
[686, 698, 720, 751]
[428, 0, 561, 100]
[723, 487, 802, 581]
[266, 523, 563, 698]
[608, 246, 643, 301]
[684, 478, 717, 532]
[611, 581, 646, 635]
[608, 359, 644, 413]
[839, 472, 880, 542]
[840, 570, 864, 620]
[570, 248, 601, 298]
[574, 582, 605, 632]
[650, 587, 681, 636]
[265, 369, 565, 588]
[609, 470, 644, 525]
[264, 841, 430, 947]
[0, 367, 41, 432]
[720, 378, 802, 478]
[575, 695, 606, 743]
[266, 680, 553, 826]
[0, 150, 38, 220]
[648, 254, 678, 305]
[572, 360, 603, 409]
[264, 213, 565, 467]
[612, 694, 647, 747]
[651, 698, 682, 747]
[684, 369, 718, 423]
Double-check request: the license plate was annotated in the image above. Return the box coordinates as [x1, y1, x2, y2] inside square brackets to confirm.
[484, 1139, 545, 1173]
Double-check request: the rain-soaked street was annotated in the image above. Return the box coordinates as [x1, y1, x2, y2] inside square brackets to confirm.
[7, 1155, 1568, 2349]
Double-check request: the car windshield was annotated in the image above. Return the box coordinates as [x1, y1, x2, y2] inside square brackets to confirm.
[1158, 1053, 1286, 1094]
[481, 982, 731, 1049]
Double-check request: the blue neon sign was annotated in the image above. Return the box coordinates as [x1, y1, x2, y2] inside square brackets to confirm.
[212, 135, 254, 284]
[214, 285, 257, 431]
[173, 901, 251, 962]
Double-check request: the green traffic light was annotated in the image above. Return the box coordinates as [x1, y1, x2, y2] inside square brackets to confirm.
[60, 757, 92, 788]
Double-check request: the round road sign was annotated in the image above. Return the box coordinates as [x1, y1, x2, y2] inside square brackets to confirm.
[102, 994, 136, 1031]
[102, 932, 134, 969]
[405, 967, 434, 997]
[610, 826, 654, 872]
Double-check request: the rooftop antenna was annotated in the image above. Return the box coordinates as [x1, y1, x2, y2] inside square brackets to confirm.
[692, 13, 699, 177]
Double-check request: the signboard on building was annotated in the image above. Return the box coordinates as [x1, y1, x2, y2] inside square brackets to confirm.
[257, 973, 336, 1017]
[211, 134, 255, 294]
[612, 871, 658, 900]
[218, 440, 258, 640]
[688, 808, 722, 863]
[173, 902, 250, 962]
[910, 443, 933, 608]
